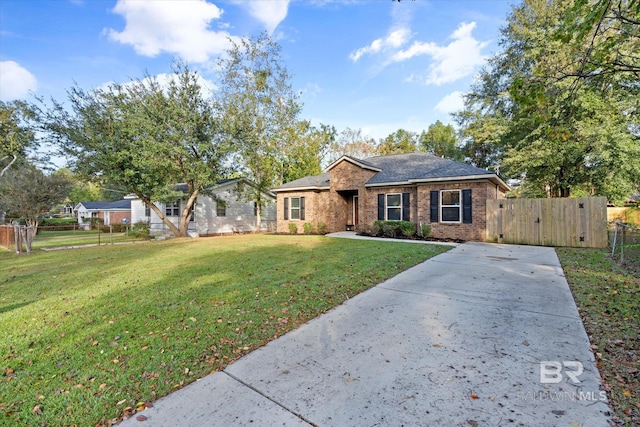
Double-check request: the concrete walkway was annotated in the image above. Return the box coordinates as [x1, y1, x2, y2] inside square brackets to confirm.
[119, 242, 611, 426]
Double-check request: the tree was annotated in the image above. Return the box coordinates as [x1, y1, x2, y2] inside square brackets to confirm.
[1, 101, 36, 178]
[377, 129, 418, 155]
[53, 168, 103, 204]
[557, 0, 640, 88]
[455, 0, 640, 203]
[281, 121, 335, 183]
[0, 164, 72, 233]
[217, 33, 303, 229]
[325, 127, 379, 165]
[419, 120, 464, 161]
[38, 63, 228, 237]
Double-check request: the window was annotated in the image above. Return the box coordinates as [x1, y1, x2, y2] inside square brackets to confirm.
[284, 197, 304, 220]
[216, 204, 226, 217]
[441, 190, 461, 223]
[290, 197, 301, 220]
[189, 202, 195, 222]
[144, 203, 151, 217]
[166, 201, 180, 217]
[386, 194, 402, 221]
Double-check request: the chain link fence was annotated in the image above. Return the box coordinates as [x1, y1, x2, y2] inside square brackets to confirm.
[609, 222, 640, 275]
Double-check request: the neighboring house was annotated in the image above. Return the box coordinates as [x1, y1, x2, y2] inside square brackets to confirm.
[272, 152, 510, 241]
[129, 178, 277, 237]
[75, 199, 132, 228]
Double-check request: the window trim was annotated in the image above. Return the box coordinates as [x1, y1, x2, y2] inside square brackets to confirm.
[289, 196, 301, 220]
[440, 189, 462, 223]
[385, 193, 402, 221]
[166, 200, 180, 217]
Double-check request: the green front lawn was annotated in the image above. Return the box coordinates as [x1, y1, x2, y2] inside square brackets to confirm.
[0, 234, 449, 426]
[557, 248, 640, 426]
[33, 230, 144, 249]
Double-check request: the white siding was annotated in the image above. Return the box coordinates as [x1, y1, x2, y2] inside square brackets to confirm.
[127, 180, 276, 237]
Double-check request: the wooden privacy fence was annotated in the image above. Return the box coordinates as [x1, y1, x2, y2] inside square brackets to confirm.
[486, 197, 608, 248]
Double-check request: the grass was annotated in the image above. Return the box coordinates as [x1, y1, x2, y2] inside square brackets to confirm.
[0, 234, 449, 426]
[556, 248, 640, 426]
[31, 230, 145, 250]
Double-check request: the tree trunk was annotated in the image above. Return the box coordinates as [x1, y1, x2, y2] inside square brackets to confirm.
[136, 192, 183, 238]
[178, 189, 199, 238]
[255, 196, 262, 231]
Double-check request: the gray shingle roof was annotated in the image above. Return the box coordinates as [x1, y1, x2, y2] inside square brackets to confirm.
[273, 172, 330, 190]
[272, 152, 504, 191]
[80, 200, 131, 210]
[363, 152, 493, 185]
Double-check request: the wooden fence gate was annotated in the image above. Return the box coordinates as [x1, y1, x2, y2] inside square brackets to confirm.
[486, 197, 608, 248]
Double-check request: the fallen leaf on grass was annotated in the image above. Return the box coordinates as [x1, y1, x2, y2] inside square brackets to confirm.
[32, 405, 42, 415]
[622, 389, 632, 397]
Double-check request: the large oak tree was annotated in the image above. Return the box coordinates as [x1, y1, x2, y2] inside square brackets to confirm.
[456, 0, 639, 203]
[38, 64, 229, 237]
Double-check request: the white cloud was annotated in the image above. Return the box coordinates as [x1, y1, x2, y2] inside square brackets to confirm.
[0, 61, 37, 101]
[349, 28, 411, 62]
[236, 0, 290, 34]
[392, 22, 490, 85]
[107, 0, 236, 63]
[434, 91, 465, 114]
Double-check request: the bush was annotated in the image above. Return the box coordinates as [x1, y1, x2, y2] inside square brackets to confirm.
[288, 223, 298, 234]
[41, 217, 77, 226]
[382, 223, 396, 238]
[316, 222, 328, 235]
[418, 223, 432, 238]
[372, 220, 384, 236]
[371, 220, 416, 238]
[130, 221, 150, 238]
[303, 222, 314, 234]
[399, 221, 416, 237]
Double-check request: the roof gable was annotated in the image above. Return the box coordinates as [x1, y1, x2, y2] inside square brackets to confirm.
[327, 155, 382, 173]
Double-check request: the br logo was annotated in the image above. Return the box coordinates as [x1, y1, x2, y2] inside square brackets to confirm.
[540, 361, 584, 384]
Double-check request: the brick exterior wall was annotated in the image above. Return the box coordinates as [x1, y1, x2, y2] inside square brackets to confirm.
[276, 158, 506, 240]
[416, 181, 503, 241]
[328, 160, 378, 232]
[276, 191, 331, 233]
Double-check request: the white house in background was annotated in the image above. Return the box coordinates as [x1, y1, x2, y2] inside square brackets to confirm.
[75, 199, 132, 229]
[129, 178, 277, 237]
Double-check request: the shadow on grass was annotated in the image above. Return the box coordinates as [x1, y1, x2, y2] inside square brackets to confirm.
[0, 300, 34, 315]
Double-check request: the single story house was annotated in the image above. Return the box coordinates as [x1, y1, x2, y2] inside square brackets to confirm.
[129, 178, 277, 237]
[272, 152, 510, 241]
[75, 199, 132, 228]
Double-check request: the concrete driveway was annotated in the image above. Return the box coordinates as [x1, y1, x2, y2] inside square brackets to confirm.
[120, 242, 611, 426]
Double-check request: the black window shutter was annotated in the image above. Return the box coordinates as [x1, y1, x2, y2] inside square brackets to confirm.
[430, 190, 439, 223]
[284, 197, 289, 220]
[377, 194, 385, 220]
[462, 189, 472, 224]
[300, 197, 305, 220]
[402, 193, 410, 222]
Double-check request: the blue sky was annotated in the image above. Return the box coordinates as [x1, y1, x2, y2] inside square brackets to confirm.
[1, 0, 513, 142]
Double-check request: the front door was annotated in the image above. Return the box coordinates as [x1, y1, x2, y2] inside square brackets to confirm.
[353, 196, 359, 226]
